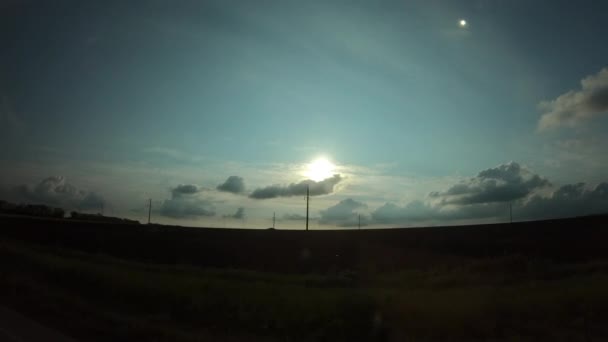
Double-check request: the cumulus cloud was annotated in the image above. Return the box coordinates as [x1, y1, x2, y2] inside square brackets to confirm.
[368, 162, 608, 226]
[518, 182, 608, 220]
[249, 174, 342, 199]
[429, 162, 549, 205]
[171, 184, 201, 197]
[224, 207, 245, 219]
[319, 198, 368, 227]
[539, 68, 608, 130]
[217, 176, 246, 194]
[9, 176, 105, 211]
[160, 183, 215, 219]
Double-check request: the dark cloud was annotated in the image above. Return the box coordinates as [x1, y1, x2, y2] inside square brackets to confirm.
[224, 207, 245, 219]
[249, 174, 342, 199]
[429, 162, 549, 205]
[217, 176, 245, 194]
[517, 182, 608, 220]
[8, 176, 105, 211]
[319, 198, 368, 227]
[539, 67, 608, 130]
[160, 184, 215, 219]
[171, 184, 200, 197]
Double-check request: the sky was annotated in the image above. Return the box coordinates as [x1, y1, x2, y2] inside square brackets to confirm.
[1, 0, 608, 229]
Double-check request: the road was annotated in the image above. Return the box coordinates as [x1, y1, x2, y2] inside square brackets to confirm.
[0, 305, 78, 342]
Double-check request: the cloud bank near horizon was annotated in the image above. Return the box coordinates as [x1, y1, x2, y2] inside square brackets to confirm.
[5, 176, 105, 211]
[2, 162, 608, 227]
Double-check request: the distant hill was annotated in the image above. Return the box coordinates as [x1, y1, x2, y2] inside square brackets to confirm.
[0, 199, 139, 225]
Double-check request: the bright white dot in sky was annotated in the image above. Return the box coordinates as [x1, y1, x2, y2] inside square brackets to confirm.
[305, 157, 335, 182]
[459, 19, 467, 27]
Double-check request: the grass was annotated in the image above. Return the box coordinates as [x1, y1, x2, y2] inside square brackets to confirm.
[0, 239, 377, 341]
[1, 237, 608, 341]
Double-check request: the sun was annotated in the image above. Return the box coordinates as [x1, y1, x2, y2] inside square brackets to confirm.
[459, 19, 467, 27]
[305, 157, 336, 182]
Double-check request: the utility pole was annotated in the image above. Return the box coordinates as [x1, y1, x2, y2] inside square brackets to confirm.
[273, 212, 276, 229]
[148, 198, 152, 225]
[305, 185, 309, 231]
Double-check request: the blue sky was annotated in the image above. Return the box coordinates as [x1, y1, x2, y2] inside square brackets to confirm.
[1, 0, 608, 228]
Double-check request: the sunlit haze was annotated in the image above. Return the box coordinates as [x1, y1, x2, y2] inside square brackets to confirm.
[305, 157, 336, 182]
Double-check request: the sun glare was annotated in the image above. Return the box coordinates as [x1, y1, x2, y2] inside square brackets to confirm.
[305, 157, 336, 182]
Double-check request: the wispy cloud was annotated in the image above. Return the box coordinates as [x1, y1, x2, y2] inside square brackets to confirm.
[143, 147, 206, 163]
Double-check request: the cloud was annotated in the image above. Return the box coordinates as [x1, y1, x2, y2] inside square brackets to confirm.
[282, 213, 307, 221]
[143, 147, 205, 163]
[159, 184, 215, 219]
[217, 176, 245, 194]
[171, 184, 201, 197]
[538, 67, 608, 130]
[428, 162, 550, 205]
[518, 182, 608, 220]
[372, 200, 436, 224]
[9, 176, 105, 211]
[224, 207, 245, 219]
[319, 198, 368, 227]
[371, 199, 514, 225]
[249, 174, 342, 199]
[369, 162, 608, 226]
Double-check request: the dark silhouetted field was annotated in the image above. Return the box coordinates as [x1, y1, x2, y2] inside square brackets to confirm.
[1, 214, 608, 341]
